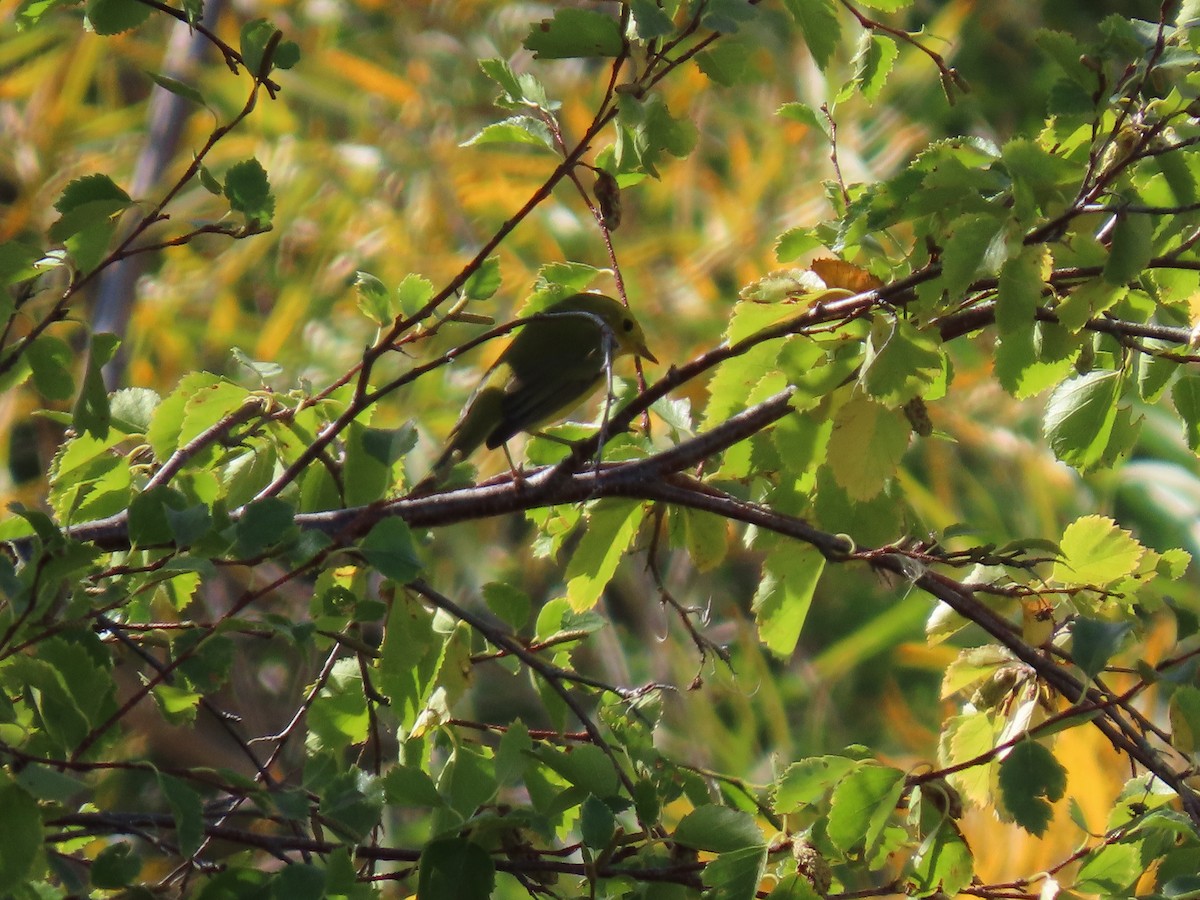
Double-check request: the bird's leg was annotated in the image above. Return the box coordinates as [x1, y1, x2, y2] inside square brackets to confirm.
[501, 442, 526, 486]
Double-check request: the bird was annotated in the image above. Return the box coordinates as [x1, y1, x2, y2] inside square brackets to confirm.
[420, 292, 656, 487]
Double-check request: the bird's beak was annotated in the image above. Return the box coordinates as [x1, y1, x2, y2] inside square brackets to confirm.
[638, 343, 658, 364]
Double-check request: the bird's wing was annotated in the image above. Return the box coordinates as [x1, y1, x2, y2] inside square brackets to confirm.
[486, 370, 603, 449]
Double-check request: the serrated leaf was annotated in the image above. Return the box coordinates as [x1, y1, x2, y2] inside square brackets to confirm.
[683, 507, 728, 573]
[859, 318, 948, 408]
[581, 795, 617, 849]
[355, 272, 390, 325]
[753, 542, 825, 656]
[234, 497, 296, 557]
[86, 0, 150, 35]
[827, 764, 906, 855]
[826, 396, 911, 499]
[852, 33, 898, 102]
[1071, 617, 1134, 680]
[997, 740, 1066, 836]
[996, 249, 1045, 334]
[26, 335, 74, 401]
[565, 500, 644, 611]
[157, 773, 204, 856]
[462, 256, 501, 301]
[674, 805, 765, 852]
[1168, 685, 1200, 755]
[775, 756, 858, 812]
[1042, 370, 1121, 470]
[361, 517, 424, 583]
[0, 774, 42, 894]
[461, 117, 554, 151]
[224, 158, 274, 222]
[523, 9, 622, 59]
[418, 838, 495, 900]
[1103, 212, 1153, 285]
[1051, 515, 1144, 586]
[1074, 843, 1141, 894]
[482, 582, 531, 629]
[941, 213, 1007, 301]
[784, 0, 841, 70]
[1173, 373, 1200, 451]
[630, 0, 676, 39]
[700, 0, 757, 32]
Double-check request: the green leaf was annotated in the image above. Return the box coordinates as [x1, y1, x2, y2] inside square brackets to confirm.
[157, 772, 204, 857]
[128, 485, 189, 548]
[355, 272, 390, 325]
[460, 117, 554, 151]
[940, 213, 1007, 301]
[26, 334, 74, 401]
[565, 500, 645, 611]
[523, 9, 623, 59]
[996, 249, 1044, 334]
[1042, 370, 1121, 470]
[784, 0, 841, 70]
[618, 94, 698, 178]
[827, 396, 911, 500]
[700, 0, 757, 33]
[418, 838, 495, 900]
[697, 40, 756, 87]
[50, 173, 131, 241]
[859, 318, 948, 408]
[383, 765, 444, 808]
[827, 764, 905, 855]
[239, 18, 279, 75]
[307, 658, 369, 753]
[775, 756, 858, 812]
[234, 497, 297, 557]
[361, 517, 424, 583]
[0, 773, 41, 894]
[537, 743, 619, 798]
[674, 805, 765, 852]
[1169, 685, 1200, 755]
[777, 102, 831, 139]
[1071, 617, 1134, 680]
[462, 256, 502, 301]
[909, 822, 973, 896]
[1056, 279, 1124, 332]
[1051, 515, 1144, 586]
[682, 507, 728, 573]
[91, 841, 141, 889]
[581, 795, 617, 849]
[995, 321, 1079, 399]
[630, 0, 676, 38]
[852, 33, 898, 102]
[396, 273, 434, 317]
[319, 769, 383, 841]
[148, 71, 206, 106]
[1173, 373, 1200, 452]
[224, 158, 274, 223]
[0, 239, 38, 286]
[753, 542, 825, 657]
[86, 0, 150, 34]
[1103, 212, 1153, 285]
[73, 331, 119, 438]
[703, 846, 769, 900]
[482, 582, 531, 629]
[997, 740, 1066, 836]
[1074, 843, 1141, 894]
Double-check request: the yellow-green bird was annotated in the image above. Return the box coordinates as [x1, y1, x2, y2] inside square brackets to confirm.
[424, 292, 656, 484]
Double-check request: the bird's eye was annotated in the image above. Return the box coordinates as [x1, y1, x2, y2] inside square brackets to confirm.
[622, 318, 634, 332]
